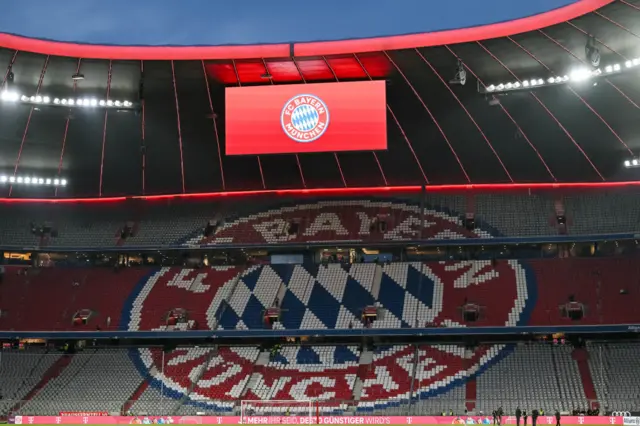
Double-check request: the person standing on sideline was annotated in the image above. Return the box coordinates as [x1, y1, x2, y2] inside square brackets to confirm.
[555, 410, 561, 426]
[523, 410, 528, 426]
[515, 407, 522, 426]
[532, 409, 539, 426]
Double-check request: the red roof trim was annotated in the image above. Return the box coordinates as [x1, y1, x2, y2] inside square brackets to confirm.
[0, 0, 613, 60]
[1, 181, 639, 204]
[295, 0, 615, 56]
[0, 36, 291, 60]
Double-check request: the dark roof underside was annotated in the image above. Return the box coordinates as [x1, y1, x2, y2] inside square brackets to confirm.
[1, 0, 640, 198]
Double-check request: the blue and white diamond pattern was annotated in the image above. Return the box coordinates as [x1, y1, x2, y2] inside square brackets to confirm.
[315, 264, 348, 301]
[291, 104, 320, 132]
[217, 262, 449, 331]
[377, 263, 444, 328]
[218, 265, 284, 329]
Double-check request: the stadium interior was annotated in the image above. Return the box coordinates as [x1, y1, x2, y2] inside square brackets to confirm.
[1, 0, 640, 424]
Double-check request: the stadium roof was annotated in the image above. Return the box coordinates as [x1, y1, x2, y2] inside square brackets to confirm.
[1, 0, 640, 200]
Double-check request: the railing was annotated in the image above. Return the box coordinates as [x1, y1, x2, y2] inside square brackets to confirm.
[2, 398, 638, 417]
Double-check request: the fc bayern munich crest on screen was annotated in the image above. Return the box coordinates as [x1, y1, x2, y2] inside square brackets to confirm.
[281, 94, 330, 143]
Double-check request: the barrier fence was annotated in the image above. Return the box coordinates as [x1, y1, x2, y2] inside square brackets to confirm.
[7, 415, 638, 424]
[4, 399, 637, 417]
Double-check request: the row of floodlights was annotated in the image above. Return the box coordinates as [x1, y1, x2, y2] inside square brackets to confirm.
[624, 159, 640, 168]
[0, 175, 67, 186]
[483, 59, 640, 94]
[0, 91, 134, 108]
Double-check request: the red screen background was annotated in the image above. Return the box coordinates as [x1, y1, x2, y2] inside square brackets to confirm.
[225, 81, 387, 155]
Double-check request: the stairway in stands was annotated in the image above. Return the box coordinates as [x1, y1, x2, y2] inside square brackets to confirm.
[11, 354, 74, 412]
[353, 350, 373, 401]
[465, 378, 477, 412]
[122, 380, 150, 414]
[464, 354, 477, 411]
[572, 347, 599, 409]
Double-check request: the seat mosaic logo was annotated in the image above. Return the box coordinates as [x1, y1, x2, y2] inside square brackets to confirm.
[281, 94, 329, 143]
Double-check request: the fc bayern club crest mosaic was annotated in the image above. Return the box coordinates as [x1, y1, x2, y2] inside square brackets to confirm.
[281, 94, 330, 143]
[124, 200, 535, 410]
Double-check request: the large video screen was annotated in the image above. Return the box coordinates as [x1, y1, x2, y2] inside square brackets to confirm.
[225, 81, 387, 155]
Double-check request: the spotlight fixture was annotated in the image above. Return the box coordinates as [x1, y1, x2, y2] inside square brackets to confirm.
[449, 60, 467, 86]
[71, 73, 85, 81]
[585, 35, 600, 68]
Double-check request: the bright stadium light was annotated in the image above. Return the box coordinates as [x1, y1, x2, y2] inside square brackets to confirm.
[569, 68, 591, 82]
[1, 90, 19, 102]
[5, 91, 139, 110]
[0, 174, 68, 186]
[480, 58, 640, 94]
[624, 158, 640, 168]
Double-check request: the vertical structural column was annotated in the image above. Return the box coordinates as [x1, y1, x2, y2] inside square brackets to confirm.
[318, 56, 349, 187]
[231, 59, 266, 189]
[201, 60, 226, 190]
[140, 61, 146, 195]
[383, 51, 464, 183]
[10, 55, 50, 196]
[99, 60, 113, 196]
[477, 41, 604, 181]
[522, 32, 633, 157]
[0, 51, 18, 90]
[354, 53, 424, 185]
[55, 58, 82, 197]
[414, 48, 513, 182]
[444, 45, 556, 182]
[171, 60, 186, 194]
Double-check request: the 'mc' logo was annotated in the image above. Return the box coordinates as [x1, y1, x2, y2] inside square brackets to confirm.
[281, 94, 329, 143]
